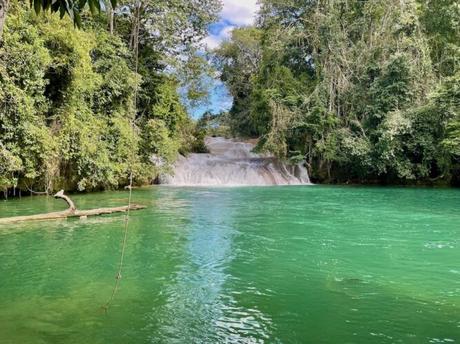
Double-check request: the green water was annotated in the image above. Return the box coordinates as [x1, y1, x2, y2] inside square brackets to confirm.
[0, 186, 459, 343]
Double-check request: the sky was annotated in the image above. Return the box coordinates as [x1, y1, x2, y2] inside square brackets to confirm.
[204, 0, 259, 49]
[188, 0, 259, 118]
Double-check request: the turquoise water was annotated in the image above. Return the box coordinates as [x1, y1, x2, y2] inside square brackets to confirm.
[0, 186, 459, 343]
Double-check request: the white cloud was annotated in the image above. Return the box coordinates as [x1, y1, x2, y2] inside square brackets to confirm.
[195, 0, 258, 115]
[203, 36, 221, 50]
[204, 25, 235, 49]
[221, 0, 259, 26]
[203, 0, 259, 49]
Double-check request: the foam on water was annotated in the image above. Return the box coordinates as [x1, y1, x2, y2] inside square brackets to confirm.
[161, 137, 311, 186]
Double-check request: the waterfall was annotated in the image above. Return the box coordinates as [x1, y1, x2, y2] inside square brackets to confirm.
[161, 137, 311, 186]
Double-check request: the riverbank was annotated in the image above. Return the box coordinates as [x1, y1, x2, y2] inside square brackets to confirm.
[2, 173, 458, 201]
[2, 134, 459, 202]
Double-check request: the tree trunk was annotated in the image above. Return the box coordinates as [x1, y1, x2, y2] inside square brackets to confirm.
[54, 189, 76, 212]
[129, 1, 141, 51]
[108, 6, 114, 34]
[129, 13, 135, 49]
[0, 0, 8, 41]
[0, 190, 146, 225]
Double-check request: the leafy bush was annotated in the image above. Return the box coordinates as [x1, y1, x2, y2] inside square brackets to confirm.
[0, 3, 195, 192]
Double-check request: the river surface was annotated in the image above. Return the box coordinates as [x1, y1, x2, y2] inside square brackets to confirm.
[0, 186, 459, 343]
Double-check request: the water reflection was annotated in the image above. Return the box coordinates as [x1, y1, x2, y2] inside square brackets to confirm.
[1, 186, 458, 343]
[146, 189, 272, 343]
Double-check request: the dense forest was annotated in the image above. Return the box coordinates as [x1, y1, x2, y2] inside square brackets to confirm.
[0, 0, 220, 194]
[1, 0, 459, 194]
[216, 0, 460, 185]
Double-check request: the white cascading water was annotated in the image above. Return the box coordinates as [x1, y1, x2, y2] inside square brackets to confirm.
[161, 137, 311, 186]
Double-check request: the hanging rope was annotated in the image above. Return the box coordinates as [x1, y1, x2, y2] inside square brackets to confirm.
[101, 173, 133, 313]
[102, 1, 141, 313]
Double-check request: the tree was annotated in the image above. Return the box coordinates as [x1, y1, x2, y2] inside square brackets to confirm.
[30, 0, 116, 26]
[215, 27, 262, 136]
[0, 0, 8, 39]
[0, 0, 116, 40]
[417, 0, 460, 77]
[0, 0, 221, 193]
[218, 0, 459, 185]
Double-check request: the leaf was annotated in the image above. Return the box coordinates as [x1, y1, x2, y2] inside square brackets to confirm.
[74, 10, 82, 28]
[95, 0, 101, 12]
[78, 0, 87, 8]
[43, 0, 52, 11]
[64, 0, 73, 19]
[34, 0, 41, 14]
[51, 0, 60, 12]
[88, 0, 97, 15]
[59, 2, 66, 18]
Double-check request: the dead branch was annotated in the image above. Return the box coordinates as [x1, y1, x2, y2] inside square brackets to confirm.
[0, 190, 146, 225]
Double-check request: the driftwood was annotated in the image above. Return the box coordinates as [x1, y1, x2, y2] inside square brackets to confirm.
[0, 190, 146, 225]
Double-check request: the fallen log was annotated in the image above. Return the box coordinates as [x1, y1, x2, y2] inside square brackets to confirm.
[0, 190, 146, 225]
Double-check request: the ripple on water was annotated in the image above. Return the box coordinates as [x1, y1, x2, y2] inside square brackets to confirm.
[0, 186, 459, 343]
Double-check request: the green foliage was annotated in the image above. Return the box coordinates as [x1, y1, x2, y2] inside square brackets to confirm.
[438, 73, 460, 155]
[218, 0, 460, 185]
[215, 27, 262, 136]
[150, 80, 187, 133]
[0, 1, 210, 192]
[0, 143, 22, 190]
[30, 0, 116, 28]
[0, 5, 55, 190]
[418, 0, 460, 77]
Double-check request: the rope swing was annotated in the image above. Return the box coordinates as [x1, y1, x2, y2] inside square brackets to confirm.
[102, 1, 141, 313]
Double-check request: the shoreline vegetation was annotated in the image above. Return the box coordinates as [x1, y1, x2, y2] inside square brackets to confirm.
[1, 0, 459, 199]
[0, 0, 221, 198]
[213, 1, 460, 187]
